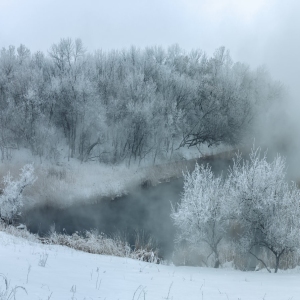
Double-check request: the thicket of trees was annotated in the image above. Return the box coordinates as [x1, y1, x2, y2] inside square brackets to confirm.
[171, 149, 300, 273]
[0, 39, 283, 165]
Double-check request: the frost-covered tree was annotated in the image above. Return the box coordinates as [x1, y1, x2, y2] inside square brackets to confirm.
[228, 149, 300, 273]
[0, 164, 36, 224]
[171, 164, 228, 268]
[0, 41, 285, 164]
[172, 149, 300, 272]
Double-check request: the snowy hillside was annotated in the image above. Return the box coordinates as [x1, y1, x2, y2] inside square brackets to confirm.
[1, 231, 299, 300]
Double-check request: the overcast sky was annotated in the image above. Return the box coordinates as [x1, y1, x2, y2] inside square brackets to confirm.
[0, 0, 299, 94]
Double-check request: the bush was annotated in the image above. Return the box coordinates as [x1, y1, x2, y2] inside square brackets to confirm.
[46, 230, 161, 263]
[0, 164, 36, 224]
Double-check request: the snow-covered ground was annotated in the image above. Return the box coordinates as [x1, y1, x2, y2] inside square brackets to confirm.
[1, 231, 299, 300]
[1, 145, 232, 209]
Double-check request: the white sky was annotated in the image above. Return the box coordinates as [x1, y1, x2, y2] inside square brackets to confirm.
[0, 0, 299, 93]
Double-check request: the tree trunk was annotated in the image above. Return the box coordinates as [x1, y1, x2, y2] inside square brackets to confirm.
[275, 256, 280, 273]
[274, 249, 285, 273]
[214, 258, 220, 268]
[213, 248, 220, 268]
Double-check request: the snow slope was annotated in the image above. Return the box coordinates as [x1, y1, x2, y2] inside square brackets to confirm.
[0, 231, 299, 300]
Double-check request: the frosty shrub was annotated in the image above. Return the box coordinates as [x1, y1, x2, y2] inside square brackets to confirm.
[47, 230, 161, 263]
[0, 164, 36, 224]
[0, 222, 38, 242]
[228, 149, 300, 273]
[171, 164, 228, 268]
[132, 230, 160, 263]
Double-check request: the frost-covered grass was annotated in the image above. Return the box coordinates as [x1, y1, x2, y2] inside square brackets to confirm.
[0, 223, 160, 263]
[1, 231, 300, 300]
[0, 222, 39, 242]
[44, 230, 160, 263]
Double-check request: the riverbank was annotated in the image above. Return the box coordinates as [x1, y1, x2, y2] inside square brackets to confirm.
[0, 146, 234, 211]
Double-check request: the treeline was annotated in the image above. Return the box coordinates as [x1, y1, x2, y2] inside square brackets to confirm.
[0, 39, 283, 164]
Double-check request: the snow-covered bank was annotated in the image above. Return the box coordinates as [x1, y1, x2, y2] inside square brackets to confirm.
[1, 231, 299, 300]
[1, 146, 232, 210]
[1, 150, 192, 210]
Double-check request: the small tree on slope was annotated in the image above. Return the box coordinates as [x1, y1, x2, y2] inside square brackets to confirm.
[0, 164, 36, 224]
[227, 149, 300, 273]
[171, 164, 228, 268]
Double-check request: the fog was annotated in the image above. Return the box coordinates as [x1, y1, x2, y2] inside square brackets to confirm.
[2, 0, 300, 138]
[1, 1, 300, 74]
[21, 155, 236, 260]
[23, 180, 183, 259]
[2, 0, 300, 264]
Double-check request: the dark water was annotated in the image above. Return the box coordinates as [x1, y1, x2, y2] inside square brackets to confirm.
[21, 154, 234, 259]
[22, 178, 184, 259]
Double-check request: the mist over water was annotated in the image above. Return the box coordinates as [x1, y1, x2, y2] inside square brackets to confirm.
[23, 179, 183, 258]
[22, 154, 236, 259]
